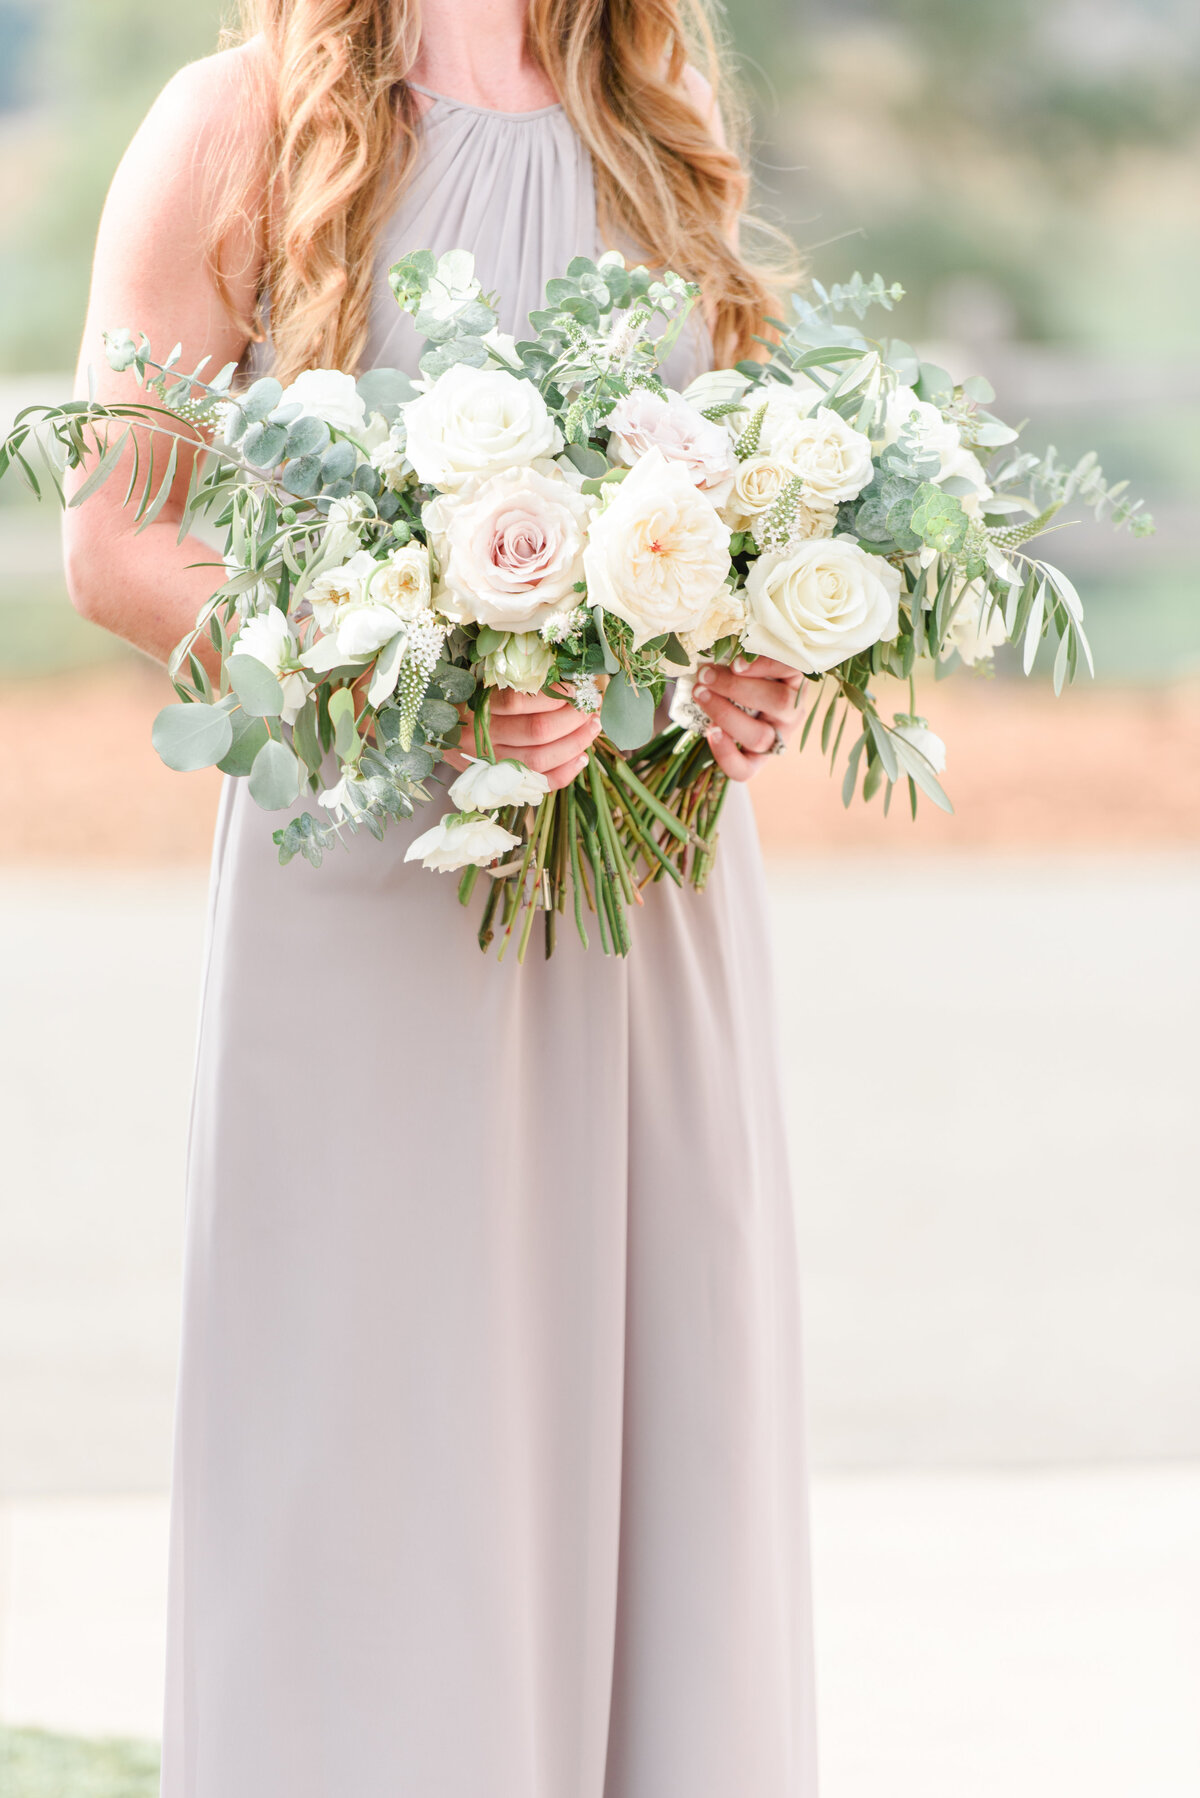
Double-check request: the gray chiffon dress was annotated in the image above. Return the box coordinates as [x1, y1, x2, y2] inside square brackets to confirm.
[162, 88, 816, 1798]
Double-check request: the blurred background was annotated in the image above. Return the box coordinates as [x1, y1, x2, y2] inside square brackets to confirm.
[0, 2, 1197, 1795]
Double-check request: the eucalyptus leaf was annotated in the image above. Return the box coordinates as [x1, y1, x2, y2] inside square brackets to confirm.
[328, 688, 359, 761]
[564, 443, 609, 479]
[320, 440, 357, 483]
[217, 711, 270, 777]
[227, 653, 285, 718]
[593, 606, 620, 674]
[601, 672, 655, 751]
[284, 415, 330, 458]
[357, 367, 418, 418]
[241, 377, 284, 424]
[281, 453, 323, 498]
[242, 422, 289, 469]
[152, 701, 234, 772]
[248, 738, 302, 811]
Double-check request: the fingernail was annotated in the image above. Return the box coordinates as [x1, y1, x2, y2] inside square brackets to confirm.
[706, 727, 724, 744]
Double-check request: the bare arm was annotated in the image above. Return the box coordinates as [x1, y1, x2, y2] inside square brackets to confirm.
[63, 44, 268, 667]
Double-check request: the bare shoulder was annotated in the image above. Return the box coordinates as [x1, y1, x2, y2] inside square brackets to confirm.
[125, 38, 272, 180]
[681, 63, 727, 146]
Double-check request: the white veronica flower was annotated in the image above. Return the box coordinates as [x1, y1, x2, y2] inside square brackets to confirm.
[405, 814, 521, 873]
[743, 535, 901, 674]
[582, 447, 732, 647]
[235, 606, 311, 723]
[403, 364, 562, 491]
[278, 369, 367, 437]
[448, 757, 550, 812]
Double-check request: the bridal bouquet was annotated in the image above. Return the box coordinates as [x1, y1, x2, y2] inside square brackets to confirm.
[2, 250, 1150, 959]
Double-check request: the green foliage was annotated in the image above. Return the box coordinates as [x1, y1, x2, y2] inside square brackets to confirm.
[0, 1724, 159, 1798]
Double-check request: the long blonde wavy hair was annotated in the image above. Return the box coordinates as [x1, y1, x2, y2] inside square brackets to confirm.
[213, 0, 788, 383]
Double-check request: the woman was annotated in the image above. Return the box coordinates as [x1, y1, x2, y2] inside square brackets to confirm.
[66, 3, 817, 1792]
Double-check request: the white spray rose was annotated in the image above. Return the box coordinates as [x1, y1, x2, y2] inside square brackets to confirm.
[892, 716, 947, 775]
[370, 424, 409, 491]
[722, 455, 839, 540]
[766, 406, 875, 506]
[682, 583, 748, 657]
[304, 544, 433, 665]
[481, 630, 555, 694]
[403, 364, 563, 491]
[743, 535, 902, 674]
[941, 577, 1007, 666]
[308, 550, 379, 633]
[278, 369, 367, 437]
[449, 757, 550, 812]
[483, 326, 520, 366]
[607, 388, 737, 502]
[582, 447, 732, 648]
[424, 464, 595, 632]
[235, 606, 311, 723]
[936, 442, 993, 518]
[405, 814, 521, 873]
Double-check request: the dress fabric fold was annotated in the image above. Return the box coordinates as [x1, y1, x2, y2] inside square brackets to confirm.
[161, 92, 817, 1798]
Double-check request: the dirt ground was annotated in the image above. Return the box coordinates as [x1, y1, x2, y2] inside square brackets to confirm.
[1, 665, 1197, 866]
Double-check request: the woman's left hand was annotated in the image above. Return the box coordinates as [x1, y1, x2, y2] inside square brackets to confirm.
[694, 656, 808, 782]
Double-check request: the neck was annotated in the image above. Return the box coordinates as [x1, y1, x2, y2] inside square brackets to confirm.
[409, 0, 557, 110]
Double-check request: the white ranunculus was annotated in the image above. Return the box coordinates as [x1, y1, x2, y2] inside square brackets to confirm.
[767, 405, 875, 505]
[424, 464, 595, 632]
[235, 606, 311, 723]
[370, 424, 409, 490]
[743, 535, 902, 674]
[721, 455, 839, 541]
[405, 814, 521, 873]
[449, 757, 550, 812]
[582, 447, 732, 648]
[481, 630, 555, 694]
[941, 577, 1007, 666]
[483, 326, 520, 366]
[607, 388, 737, 502]
[892, 717, 947, 775]
[936, 442, 993, 518]
[880, 385, 960, 467]
[403, 364, 563, 491]
[279, 369, 367, 437]
[308, 550, 379, 634]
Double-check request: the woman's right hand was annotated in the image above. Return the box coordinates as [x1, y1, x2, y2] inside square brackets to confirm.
[449, 689, 603, 792]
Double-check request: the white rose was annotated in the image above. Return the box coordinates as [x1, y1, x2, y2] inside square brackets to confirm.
[582, 447, 732, 648]
[405, 814, 521, 873]
[235, 606, 311, 723]
[403, 364, 563, 491]
[278, 369, 367, 438]
[449, 757, 550, 812]
[607, 388, 737, 501]
[766, 405, 875, 505]
[732, 379, 823, 458]
[892, 717, 947, 775]
[721, 455, 839, 540]
[483, 326, 520, 366]
[425, 464, 594, 631]
[880, 385, 960, 467]
[941, 577, 1006, 666]
[743, 535, 902, 674]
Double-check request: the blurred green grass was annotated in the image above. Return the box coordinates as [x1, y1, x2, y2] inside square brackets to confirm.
[0, 1726, 159, 1798]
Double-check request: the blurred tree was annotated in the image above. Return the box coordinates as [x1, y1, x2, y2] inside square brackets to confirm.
[0, 0, 225, 370]
[0, 1, 36, 111]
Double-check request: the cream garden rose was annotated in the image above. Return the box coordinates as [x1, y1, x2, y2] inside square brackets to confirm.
[403, 364, 563, 491]
[424, 464, 594, 631]
[743, 535, 902, 673]
[582, 448, 732, 647]
[607, 388, 736, 501]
